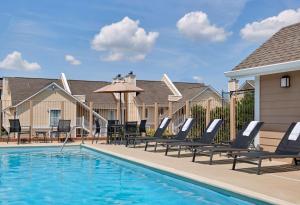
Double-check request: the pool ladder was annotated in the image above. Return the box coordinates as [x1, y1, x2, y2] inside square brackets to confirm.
[60, 127, 76, 152]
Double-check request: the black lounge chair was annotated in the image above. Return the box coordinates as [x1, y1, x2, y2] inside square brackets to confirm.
[139, 119, 147, 136]
[8, 119, 31, 144]
[232, 122, 300, 175]
[125, 117, 171, 148]
[165, 119, 223, 157]
[92, 119, 101, 144]
[50, 120, 71, 142]
[145, 118, 195, 152]
[192, 121, 264, 164]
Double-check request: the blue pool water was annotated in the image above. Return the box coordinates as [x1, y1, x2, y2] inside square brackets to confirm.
[0, 146, 268, 205]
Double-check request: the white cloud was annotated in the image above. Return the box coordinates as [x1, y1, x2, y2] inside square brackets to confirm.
[177, 11, 230, 42]
[193, 75, 203, 83]
[0, 51, 41, 71]
[241, 8, 300, 42]
[65, 54, 81, 65]
[91, 17, 159, 62]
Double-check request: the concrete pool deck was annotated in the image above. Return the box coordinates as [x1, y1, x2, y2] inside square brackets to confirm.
[1, 141, 299, 204]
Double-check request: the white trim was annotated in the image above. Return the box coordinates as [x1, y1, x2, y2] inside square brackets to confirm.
[161, 74, 182, 100]
[61, 73, 71, 94]
[224, 59, 300, 79]
[10, 82, 107, 123]
[254, 76, 260, 148]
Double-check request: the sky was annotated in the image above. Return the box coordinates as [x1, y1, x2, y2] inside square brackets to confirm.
[1, 0, 300, 91]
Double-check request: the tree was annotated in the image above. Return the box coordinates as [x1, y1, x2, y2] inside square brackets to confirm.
[236, 92, 255, 131]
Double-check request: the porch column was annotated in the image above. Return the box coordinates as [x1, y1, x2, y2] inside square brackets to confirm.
[206, 99, 211, 126]
[254, 76, 260, 149]
[168, 101, 173, 134]
[89, 102, 93, 138]
[230, 96, 236, 140]
[185, 101, 190, 118]
[228, 79, 238, 140]
[154, 102, 158, 130]
[29, 101, 33, 140]
[116, 101, 120, 121]
[142, 103, 146, 120]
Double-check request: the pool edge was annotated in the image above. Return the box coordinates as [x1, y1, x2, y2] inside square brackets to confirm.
[82, 144, 295, 205]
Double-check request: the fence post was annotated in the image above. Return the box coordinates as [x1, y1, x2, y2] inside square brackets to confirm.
[168, 101, 173, 133]
[142, 103, 146, 120]
[61, 101, 65, 119]
[116, 102, 120, 121]
[29, 101, 33, 141]
[185, 101, 190, 118]
[230, 96, 237, 140]
[206, 99, 211, 126]
[154, 102, 158, 130]
[89, 102, 93, 138]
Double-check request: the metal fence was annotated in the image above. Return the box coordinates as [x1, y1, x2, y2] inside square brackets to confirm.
[0, 92, 254, 143]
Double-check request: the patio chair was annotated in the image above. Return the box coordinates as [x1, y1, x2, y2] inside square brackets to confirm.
[92, 119, 101, 144]
[8, 119, 31, 144]
[192, 121, 264, 164]
[232, 122, 300, 175]
[50, 120, 71, 142]
[107, 120, 121, 144]
[125, 117, 171, 148]
[145, 118, 195, 152]
[1, 126, 9, 143]
[124, 121, 138, 138]
[164, 119, 223, 157]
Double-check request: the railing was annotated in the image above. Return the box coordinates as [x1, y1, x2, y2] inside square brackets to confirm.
[0, 94, 254, 143]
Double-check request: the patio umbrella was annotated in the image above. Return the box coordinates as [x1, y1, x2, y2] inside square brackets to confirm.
[94, 80, 144, 124]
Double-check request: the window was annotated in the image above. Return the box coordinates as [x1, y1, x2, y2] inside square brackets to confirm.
[50, 110, 61, 127]
[108, 110, 115, 120]
[145, 108, 148, 118]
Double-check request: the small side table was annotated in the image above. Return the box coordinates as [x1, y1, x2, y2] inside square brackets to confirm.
[35, 131, 48, 143]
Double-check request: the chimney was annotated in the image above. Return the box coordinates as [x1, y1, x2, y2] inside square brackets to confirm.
[124, 71, 136, 86]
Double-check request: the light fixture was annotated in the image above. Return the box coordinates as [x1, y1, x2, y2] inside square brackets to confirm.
[280, 75, 290, 88]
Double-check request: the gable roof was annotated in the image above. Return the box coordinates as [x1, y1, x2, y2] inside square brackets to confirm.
[239, 80, 255, 90]
[234, 22, 300, 71]
[7, 77, 115, 105]
[5, 77, 213, 106]
[135, 80, 172, 105]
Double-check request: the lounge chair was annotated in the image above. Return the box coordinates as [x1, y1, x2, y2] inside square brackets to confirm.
[232, 122, 300, 175]
[8, 119, 31, 144]
[50, 120, 71, 142]
[164, 119, 223, 157]
[145, 118, 195, 152]
[138, 119, 147, 136]
[125, 117, 171, 148]
[192, 121, 264, 164]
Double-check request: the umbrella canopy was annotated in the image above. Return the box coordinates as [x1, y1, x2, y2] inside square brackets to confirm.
[94, 80, 144, 125]
[94, 81, 144, 93]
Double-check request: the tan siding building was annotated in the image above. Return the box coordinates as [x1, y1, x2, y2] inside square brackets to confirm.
[225, 22, 300, 153]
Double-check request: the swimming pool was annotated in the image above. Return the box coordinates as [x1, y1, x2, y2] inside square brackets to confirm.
[0, 146, 269, 205]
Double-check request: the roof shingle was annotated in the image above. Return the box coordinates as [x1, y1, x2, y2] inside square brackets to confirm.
[234, 22, 300, 71]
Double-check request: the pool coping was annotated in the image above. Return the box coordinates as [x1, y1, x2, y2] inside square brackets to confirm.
[82, 144, 296, 205]
[0, 143, 295, 205]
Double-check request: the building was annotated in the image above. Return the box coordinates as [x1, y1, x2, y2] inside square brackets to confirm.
[0, 72, 222, 137]
[225, 22, 300, 152]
